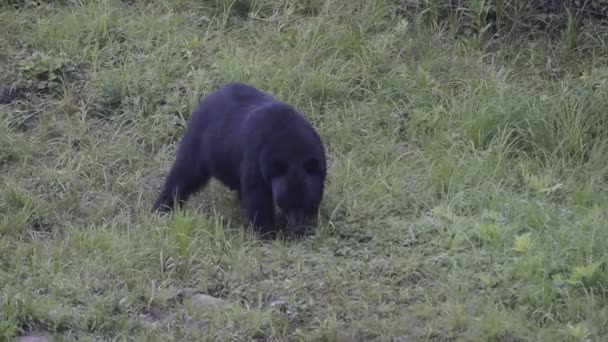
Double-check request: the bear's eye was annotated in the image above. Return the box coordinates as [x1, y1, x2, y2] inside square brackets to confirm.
[302, 158, 319, 174]
[271, 160, 287, 177]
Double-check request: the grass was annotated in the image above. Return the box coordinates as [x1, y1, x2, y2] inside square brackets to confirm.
[1, 0, 608, 340]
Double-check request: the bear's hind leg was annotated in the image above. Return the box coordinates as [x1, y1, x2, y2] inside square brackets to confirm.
[152, 153, 210, 213]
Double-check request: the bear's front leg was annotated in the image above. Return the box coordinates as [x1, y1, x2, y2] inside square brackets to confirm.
[240, 163, 275, 236]
[241, 186, 275, 235]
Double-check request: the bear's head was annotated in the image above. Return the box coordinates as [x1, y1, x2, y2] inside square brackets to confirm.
[261, 147, 326, 233]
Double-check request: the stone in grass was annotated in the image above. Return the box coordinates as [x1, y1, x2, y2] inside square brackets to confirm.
[187, 293, 226, 312]
[181, 293, 225, 330]
[17, 333, 52, 342]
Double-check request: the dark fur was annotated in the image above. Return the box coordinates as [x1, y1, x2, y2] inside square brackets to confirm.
[152, 82, 327, 235]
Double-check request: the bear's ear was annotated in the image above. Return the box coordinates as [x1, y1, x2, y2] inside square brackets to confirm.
[302, 158, 320, 175]
[271, 159, 288, 177]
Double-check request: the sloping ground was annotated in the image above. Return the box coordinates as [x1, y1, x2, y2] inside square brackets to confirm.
[1, 0, 608, 340]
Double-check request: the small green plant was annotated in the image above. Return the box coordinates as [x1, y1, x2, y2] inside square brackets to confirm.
[0, 189, 50, 240]
[474, 221, 503, 246]
[565, 322, 590, 340]
[513, 232, 532, 253]
[18, 51, 76, 93]
[568, 261, 603, 286]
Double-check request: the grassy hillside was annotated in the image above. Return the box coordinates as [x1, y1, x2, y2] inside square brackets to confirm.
[1, 0, 608, 340]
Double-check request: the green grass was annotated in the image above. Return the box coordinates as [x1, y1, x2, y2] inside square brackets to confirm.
[1, 0, 608, 340]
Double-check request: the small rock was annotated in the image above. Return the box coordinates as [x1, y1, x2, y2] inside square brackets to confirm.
[18, 334, 51, 342]
[189, 293, 225, 312]
[269, 299, 288, 310]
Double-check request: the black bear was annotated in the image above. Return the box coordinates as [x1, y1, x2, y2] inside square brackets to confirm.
[152, 82, 327, 236]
